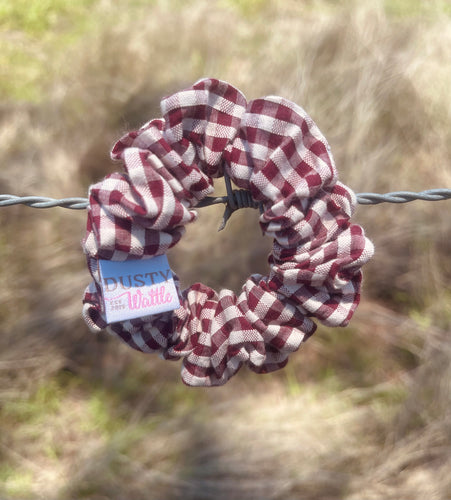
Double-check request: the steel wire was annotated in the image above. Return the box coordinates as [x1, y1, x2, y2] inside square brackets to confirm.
[1, 188, 451, 210]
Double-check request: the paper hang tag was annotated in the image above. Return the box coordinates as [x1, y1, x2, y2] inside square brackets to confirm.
[98, 255, 180, 324]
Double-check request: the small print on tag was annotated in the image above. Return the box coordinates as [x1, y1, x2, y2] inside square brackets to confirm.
[98, 255, 180, 324]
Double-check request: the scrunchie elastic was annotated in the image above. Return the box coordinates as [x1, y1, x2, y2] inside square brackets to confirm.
[82, 78, 374, 386]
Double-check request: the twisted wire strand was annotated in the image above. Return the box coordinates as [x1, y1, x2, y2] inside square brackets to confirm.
[0, 195, 89, 209]
[356, 189, 451, 204]
[1, 188, 451, 210]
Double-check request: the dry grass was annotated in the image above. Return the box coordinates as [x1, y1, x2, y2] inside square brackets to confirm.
[1, 0, 451, 498]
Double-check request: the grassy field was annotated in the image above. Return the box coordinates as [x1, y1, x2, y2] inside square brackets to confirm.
[1, 0, 451, 498]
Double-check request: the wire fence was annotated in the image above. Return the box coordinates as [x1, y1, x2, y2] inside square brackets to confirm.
[1, 189, 451, 210]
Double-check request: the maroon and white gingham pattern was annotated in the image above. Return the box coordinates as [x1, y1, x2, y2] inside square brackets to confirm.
[82, 78, 374, 386]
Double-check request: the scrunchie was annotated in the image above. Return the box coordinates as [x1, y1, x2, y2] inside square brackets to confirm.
[82, 78, 374, 386]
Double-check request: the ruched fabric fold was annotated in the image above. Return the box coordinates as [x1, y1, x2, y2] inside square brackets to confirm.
[82, 78, 374, 386]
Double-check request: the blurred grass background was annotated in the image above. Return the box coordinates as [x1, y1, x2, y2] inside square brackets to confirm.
[1, 0, 451, 498]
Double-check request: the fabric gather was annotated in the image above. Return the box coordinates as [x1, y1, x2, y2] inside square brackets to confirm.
[82, 78, 374, 386]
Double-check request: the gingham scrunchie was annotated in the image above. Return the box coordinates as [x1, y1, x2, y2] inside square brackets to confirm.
[82, 78, 374, 386]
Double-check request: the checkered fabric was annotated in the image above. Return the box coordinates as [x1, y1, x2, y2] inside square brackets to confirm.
[82, 78, 374, 386]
